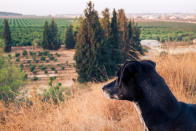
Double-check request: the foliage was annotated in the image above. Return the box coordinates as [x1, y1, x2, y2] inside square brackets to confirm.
[65, 24, 76, 49]
[32, 76, 38, 81]
[42, 19, 61, 50]
[75, 1, 112, 82]
[0, 51, 25, 103]
[30, 64, 36, 72]
[42, 82, 64, 104]
[22, 50, 28, 56]
[2, 19, 12, 52]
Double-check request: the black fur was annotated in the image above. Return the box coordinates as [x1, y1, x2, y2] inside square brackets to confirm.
[102, 60, 196, 131]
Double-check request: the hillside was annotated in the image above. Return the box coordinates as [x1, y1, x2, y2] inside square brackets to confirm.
[0, 11, 22, 16]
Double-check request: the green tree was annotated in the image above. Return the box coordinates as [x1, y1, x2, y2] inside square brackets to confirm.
[49, 18, 60, 50]
[117, 9, 129, 60]
[42, 21, 49, 49]
[108, 9, 122, 74]
[65, 24, 75, 49]
[2, 19, 12, 52]
[74, 1, 111, 82]
[42, 19, 60, 50]
[101, 8, 110, 40]
[128, 20, 143, 59]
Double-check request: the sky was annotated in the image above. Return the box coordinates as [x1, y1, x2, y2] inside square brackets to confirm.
[0, 0, 196, 15]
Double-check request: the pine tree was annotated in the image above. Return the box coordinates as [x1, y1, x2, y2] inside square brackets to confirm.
[101, 8, 110, 40]
[74, 1, 111, 82]
[3, 19, 12, 52]
[65, 24, 75, 49]
[42, 21, 49, 49]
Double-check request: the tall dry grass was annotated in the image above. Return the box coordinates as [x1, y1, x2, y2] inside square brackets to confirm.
[1, 53, 196, 131]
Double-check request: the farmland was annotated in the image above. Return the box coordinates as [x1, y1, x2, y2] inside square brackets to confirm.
[0, 18, 73, 46]
[138, 21, 196, 42]
[0, 18, 196, 46]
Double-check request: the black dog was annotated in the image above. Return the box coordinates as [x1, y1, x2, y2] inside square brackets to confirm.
[102, 60, 196, 131]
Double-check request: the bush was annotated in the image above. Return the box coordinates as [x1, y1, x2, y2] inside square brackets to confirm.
[42, 82, 64, 104]
[32, 76, 38, 81]
[48, 54, 55, 60]
[0, 53, 25, 103]
[19, 64, 23, 70]
[22, 50, 28, 56]
[55, 52, 60, 57]
[44, 70, 48, 74]
[50, 66, 56, 71]
[40, 56, 46, 61]
[30, 64, 36, 72]
[15, 52, 20, 57]
[16, 57, 20, 62]
[39, 64, 47, 70]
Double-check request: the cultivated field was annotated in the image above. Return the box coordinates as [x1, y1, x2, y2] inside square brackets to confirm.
[138, 21, 196, 42]
[0, 18, 73, 46]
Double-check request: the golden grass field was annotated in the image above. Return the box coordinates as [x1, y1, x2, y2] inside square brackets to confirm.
[1, 52, 196, 131]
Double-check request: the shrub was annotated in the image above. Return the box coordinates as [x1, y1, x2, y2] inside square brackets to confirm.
[0, 53, 25, 103]
[8, 54, 12, 59]
[15, 52, 20, 57]
[19, 64, 23, 71]
[50, 66, 56, 71]
[44, 70, 48, 74]
[30, 64, 36, 72]
[55, 52, 60, 57]
[43, 51, 49, 56]
[22, 50, 28, 56]
[39, 64, 47, 70]
[40, 56, 46, 61]
[27, 60, 31, 64]
[32, 76, 38, 81]
[16, 57, 20, 62]
[48, 54, 55, 60]
[23, 74, 28, 80]
[61, 66, 65, 70]
[42, 83, 64, 104]
[32, 70, 37, 74]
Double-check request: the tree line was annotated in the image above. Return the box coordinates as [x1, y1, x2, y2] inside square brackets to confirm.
[74, 1, 143, 82]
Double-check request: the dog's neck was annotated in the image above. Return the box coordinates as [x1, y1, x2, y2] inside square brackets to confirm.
[134, 81, 181, 130]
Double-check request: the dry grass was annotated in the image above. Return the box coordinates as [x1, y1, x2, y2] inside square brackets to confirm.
[1, 53, 196, 131]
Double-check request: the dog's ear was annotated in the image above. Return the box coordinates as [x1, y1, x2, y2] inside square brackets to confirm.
[125, 61, 142, 75]
[146, 60, 156, 68]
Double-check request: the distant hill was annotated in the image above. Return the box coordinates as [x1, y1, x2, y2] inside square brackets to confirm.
[0, 11, 22, 16]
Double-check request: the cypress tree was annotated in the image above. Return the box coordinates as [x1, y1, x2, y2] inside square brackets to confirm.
[42, 21, 49, 49]
[101, 8, 110, 40]
[65, 24, 75, 49]
[74, 1, 110, 82]
[117, 9, 129, 60]
[3, 19, 12, 52]
[108, 9, 122, 74]
[49, 18, 60, 50]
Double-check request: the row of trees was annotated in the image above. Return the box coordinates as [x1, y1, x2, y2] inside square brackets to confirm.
[74, 1, 143, 82]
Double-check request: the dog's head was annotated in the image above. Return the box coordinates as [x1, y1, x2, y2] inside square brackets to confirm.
[102, 60, 156, 102]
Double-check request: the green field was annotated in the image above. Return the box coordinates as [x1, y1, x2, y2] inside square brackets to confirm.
[0, 18, 73, 46]
[138, 21, 196, 42]
[0, 18, 196, 46]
